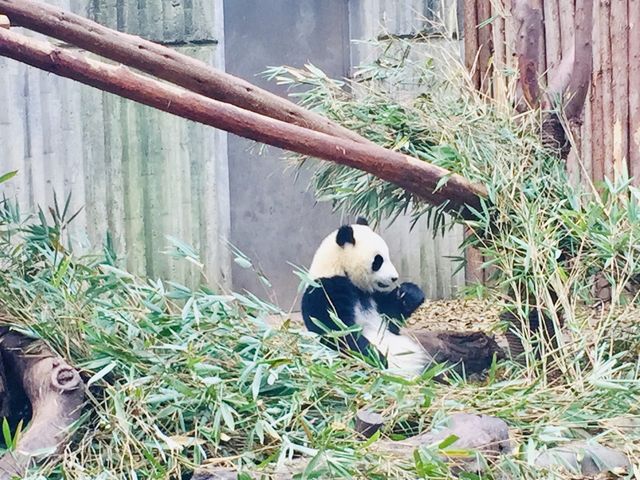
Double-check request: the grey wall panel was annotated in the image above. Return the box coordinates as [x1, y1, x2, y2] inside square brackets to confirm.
[0, 37, 230, 289]
[28, 0, 218, 43]
[224, 0, 350, 310]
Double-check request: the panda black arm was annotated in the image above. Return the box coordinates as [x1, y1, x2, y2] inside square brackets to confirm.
[301, 277, 384, 362]
[374, 282, 425, 334]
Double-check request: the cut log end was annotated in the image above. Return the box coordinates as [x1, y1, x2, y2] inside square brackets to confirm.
[0, 15, 9, 29]
[0, 325, 84, 479]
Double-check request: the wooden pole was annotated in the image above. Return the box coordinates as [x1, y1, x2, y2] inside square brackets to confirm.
[512, 0, 543, 109]
[592, 0, 605, 182]
[0, 28, 487, 218]
[630, 0, 640, 185]
[600, 0, 614, 180]
[0, 0, 372, 147]
[611, 0, 629, 179]
[464, 0, 480, 89]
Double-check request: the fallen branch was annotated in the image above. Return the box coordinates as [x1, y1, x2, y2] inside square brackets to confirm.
[0, 28, 487, 218]
[0, 325, 84, 479]
[0, 0, 371, 147]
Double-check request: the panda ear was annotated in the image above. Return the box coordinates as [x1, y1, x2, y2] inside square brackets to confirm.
[355, 217, 369, 226]
[336, 225, 355, 247]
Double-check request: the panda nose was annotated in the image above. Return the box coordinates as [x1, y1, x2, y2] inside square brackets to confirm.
[391, 277, 398, 283]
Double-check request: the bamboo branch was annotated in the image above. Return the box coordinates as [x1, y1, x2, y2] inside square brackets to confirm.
[0, 0, 371, 147]
[0, 28, 486, 218]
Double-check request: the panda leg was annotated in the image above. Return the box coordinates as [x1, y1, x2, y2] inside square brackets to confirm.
[379, 333, 431, 378]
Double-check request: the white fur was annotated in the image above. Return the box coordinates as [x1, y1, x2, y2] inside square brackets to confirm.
[354, 302, 430, 378]
[309, 224, 399, 292]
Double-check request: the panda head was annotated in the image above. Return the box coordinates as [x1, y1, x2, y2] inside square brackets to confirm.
[309, 218, 399, 293]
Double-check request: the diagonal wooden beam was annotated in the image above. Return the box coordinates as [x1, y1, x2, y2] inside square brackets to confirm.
[0, 28, 487, 218]
[0, 0, 372, 146]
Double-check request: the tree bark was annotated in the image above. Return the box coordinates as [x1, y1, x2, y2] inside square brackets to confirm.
[512, 0, 543, 109]
[0, 327, 84, 479]
[0, 0, 372, 147]
[464, 0, 481, 89]
[611, 0, 629, 178]
[0, 28, 487, 218]
[630, 0, 640, 185]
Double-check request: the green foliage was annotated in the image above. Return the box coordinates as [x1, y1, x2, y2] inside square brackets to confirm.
[266, 40, 640, 370]
[0, 198, 458, 479]
[0, 193, 638, 479]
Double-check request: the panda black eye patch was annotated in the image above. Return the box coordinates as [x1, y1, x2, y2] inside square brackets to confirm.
[372, 254, 384, 271]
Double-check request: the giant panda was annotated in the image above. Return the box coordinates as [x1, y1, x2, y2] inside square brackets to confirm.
[301, 218, 431, 378]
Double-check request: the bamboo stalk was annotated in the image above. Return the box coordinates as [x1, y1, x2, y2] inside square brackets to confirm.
[0, 0, 372, 146]
[628, 0, 640, 185]
[0, 28, 486, 218]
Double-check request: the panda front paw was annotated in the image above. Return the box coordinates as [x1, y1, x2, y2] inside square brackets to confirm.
[398, 282, 425, 317]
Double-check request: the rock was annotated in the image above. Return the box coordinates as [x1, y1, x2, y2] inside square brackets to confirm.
[191, 467, 237, 480]
[372, 412, 511, 473]
[354, 408, 386, 438]
[534, 441, 630, 476]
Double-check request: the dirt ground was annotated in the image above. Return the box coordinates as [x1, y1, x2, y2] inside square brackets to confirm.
[407, 298, 503, 332]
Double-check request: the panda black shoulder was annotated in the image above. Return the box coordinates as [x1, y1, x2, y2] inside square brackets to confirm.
[301, 276, 363, 334]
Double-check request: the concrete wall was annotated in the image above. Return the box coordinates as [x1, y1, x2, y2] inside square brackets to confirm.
[0, 0, 230, 288]
[223, 0, 351, 310]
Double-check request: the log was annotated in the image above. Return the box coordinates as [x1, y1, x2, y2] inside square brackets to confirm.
[0, 28, 487, 218]
[0, 328, 84, 479]
[0, 15, 8, 29]
[0, 0, 371, 147]
[411, 330, 504, 375]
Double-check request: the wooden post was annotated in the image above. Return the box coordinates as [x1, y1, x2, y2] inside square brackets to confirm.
[630, 0, 640, 185]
